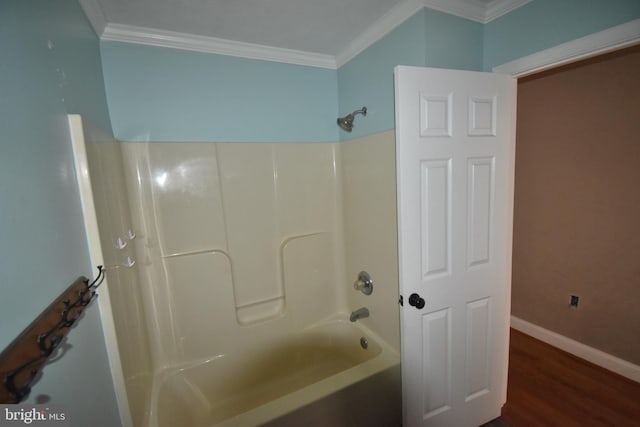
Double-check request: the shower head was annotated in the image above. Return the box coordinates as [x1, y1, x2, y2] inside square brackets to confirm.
[337, 107, 367, 132]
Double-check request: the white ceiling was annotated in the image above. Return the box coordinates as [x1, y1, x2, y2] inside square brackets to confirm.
[98, 0, 401, 56]
[80, 0, 531, 68]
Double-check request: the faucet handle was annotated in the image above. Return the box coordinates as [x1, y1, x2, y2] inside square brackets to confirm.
[353, 271, 373, 295]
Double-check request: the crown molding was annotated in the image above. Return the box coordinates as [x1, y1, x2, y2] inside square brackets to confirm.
[336, 0, 532, 67]
[84, 0, 533, 69]
[336, 0, 425, 68]
[423, 0, 486, 23]
[493, 18, 640, 77]
[101, 23, 337, 69]
[484, 0, 532, 22]
[424, 0, 531, 24]
[78, 0, 107, 37]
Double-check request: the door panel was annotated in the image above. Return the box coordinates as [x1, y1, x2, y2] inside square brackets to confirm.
[422, 307, 452, 418]
[467, 157, 494, 267]
[395, 66, 516, 427]
[420, 159, 451, 278]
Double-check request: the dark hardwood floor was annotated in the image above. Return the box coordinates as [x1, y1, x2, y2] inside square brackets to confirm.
[497, 328, 640, 426]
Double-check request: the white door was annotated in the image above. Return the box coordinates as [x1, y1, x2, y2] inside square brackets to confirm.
[394, 66, 516, 427]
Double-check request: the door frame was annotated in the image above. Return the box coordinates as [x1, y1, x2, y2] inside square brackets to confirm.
[493, 19, 639, 77]
[492, 19, 640, 382]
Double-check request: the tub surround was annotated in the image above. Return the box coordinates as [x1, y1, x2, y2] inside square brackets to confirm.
[73, 118, 401, 425]
[341, 131, 400, 351]
[70, 116, 153, 427]
[122, 141, 347, 367]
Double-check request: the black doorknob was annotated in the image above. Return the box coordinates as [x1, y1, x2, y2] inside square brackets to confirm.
[408, 293, 425, 309]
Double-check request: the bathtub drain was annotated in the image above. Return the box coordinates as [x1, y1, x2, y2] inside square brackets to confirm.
[360, 336, 368, 349]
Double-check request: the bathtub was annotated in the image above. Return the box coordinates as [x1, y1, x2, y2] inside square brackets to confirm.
[148, 319, 400, 427]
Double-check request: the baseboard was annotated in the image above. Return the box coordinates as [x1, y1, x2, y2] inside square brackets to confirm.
[510, 316, 640, 383]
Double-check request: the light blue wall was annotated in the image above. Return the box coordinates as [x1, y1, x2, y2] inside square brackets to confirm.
[101, 42, 339, 142]
[425, 9, 483, 72]
[337, 8, 483, 140]
[102, 7, 483, 144]
[484, 0, 640, 70]
[337, 10, 427, 141]
[337, 1, 637, 139]
[101, 2, 638, 143]
[0, 1, 121, 426]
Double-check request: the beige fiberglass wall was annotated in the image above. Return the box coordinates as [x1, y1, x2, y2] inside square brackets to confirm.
[122, 142, 345, 367]
[79, 118, 153, 427]
[512, 45, 640, 365]
[79, 127, 401, 425]
[341, 131, 400, 351]
[120, 140, 401, 371]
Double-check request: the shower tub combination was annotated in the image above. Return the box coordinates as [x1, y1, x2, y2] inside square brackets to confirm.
[70, 116, 401, 426]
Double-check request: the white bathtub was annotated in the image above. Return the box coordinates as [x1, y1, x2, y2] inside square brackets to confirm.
[148, 319, 400, 427]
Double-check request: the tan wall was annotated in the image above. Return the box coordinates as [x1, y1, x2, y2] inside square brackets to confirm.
[512, 46, 640, 365]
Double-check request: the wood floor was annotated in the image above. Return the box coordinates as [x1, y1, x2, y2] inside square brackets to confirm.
[498, 329, 640, 426]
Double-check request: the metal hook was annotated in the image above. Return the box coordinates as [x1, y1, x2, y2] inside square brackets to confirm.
[88, 265, 105, 289]
[115, 237, 127, 250]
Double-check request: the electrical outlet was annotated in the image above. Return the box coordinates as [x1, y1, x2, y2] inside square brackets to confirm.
[570, 295, 579, 307]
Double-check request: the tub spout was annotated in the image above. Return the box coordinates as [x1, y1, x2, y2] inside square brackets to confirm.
[350, 307, 369, 322]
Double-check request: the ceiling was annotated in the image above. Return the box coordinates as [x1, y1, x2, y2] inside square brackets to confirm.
[79, 0, 531, 68]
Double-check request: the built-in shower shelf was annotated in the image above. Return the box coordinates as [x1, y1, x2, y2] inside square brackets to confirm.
[236, 296, 286, 325]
